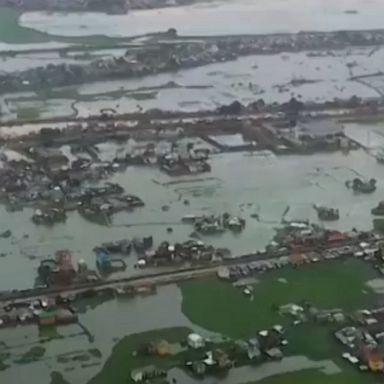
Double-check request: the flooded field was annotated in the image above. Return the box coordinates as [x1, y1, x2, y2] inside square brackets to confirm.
[19, 0, 384, 37]
[0, 142, 382, 291]
[1, 256, 375, 384]
[2, 47, 384, 120]
[0, 48, 128, 73]
[0, 285, 213, 384]
[2, 2, 384, 383]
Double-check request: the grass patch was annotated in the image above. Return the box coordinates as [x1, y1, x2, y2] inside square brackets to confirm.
[38, 325, 61, 339]
[14, 346, 46, 364]
[88, 327, 191, 384]
[50, 371, 71, 384]
[180, 259, 377, 359]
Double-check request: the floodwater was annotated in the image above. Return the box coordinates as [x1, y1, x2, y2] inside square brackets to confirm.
[0, 280, 341, 384]
[0, 48, 128, 73]
[0, 42, 72, 52]
[0, 53, 80, 73]
[2, 47, 383, 120]
[0, 284, 217, 384]
[19, 0, 384, 37]
[2, 2, 384, 382]
[168, 356, 340, 384]
[0, 143, 383, 290]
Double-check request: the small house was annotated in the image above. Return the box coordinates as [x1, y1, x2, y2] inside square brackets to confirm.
[188, 333, 205, 349]
[265, 347, 283, 360]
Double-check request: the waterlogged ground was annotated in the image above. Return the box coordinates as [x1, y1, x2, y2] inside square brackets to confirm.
[0, 143, 384, 290]
[1, 258, 378, 384]
[2, 46, 384, 120]
[0, 285, 214, 384]
[18, 0, 384, 37]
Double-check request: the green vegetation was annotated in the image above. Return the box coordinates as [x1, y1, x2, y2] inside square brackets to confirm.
[89, 348, 102, 359]
[14, 346, 46, 364]
[38, 325, 61, 339]
[88, 327, 191, 384]
[180, 260, 376, 340]
[180, 259, 378, 362]
[85, 260, 379, 384]
[50, 371, 71, 384]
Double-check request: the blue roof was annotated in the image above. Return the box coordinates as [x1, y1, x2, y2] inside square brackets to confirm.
[97, 250, 111, 262]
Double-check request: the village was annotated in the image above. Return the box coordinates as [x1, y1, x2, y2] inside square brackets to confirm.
[0, 88, 384, 383]
[2, 222, 384, 383]
[4, 1, 384, 383]
[3, 28, 384, 95]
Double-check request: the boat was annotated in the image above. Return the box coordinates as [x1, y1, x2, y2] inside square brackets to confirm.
[371, 201, 384, 216]
[377, 152, 384, 164]
[98, 239, 132, 255]
[313, 205, 340, 221]
[345, 178, 376, 193]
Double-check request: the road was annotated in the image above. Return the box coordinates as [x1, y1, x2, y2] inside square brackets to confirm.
[1, 236, 377, 305]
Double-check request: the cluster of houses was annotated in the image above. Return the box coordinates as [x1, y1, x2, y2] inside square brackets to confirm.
[182, 213, 245, 235]
[0, 295, 77, 329]
[137, 239, 230, 267]
[276, 300, 384, 375]
[131, 328, 288, 383]
[335, 308, 384, 373]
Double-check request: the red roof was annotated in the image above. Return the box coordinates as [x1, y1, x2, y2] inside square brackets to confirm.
[327, 231, 347, 242]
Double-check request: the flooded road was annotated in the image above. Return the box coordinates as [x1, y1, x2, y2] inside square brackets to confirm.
[19, 0, 384, 37]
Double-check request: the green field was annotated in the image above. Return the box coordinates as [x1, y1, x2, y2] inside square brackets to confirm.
[180, 259, 377, 340]
[179, 259, 380, 383]
[85, 260, 380, 384]
[88, 327, 191, 384]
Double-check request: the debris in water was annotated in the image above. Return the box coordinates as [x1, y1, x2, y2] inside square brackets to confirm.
[0, 230, 11, 238]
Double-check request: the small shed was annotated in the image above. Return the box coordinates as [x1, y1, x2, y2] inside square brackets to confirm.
[188, 333, 205, 349]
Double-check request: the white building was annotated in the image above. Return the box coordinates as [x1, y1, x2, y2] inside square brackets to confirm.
[188, 333, 205, 349]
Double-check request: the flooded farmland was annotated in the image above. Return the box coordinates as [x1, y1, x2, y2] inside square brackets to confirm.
[2, 1, 384, 384]
[19, 0, 384, 37]
[3, 47, 384, 121]
[0, 145, 382, 290]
